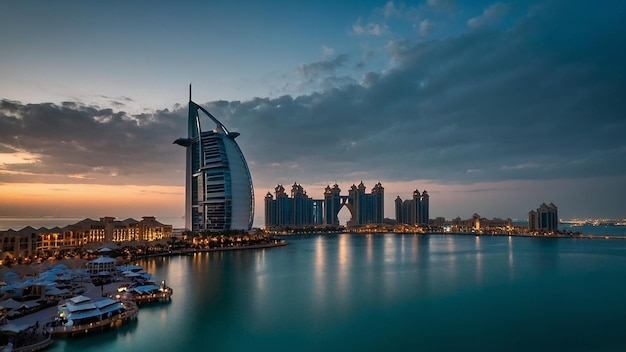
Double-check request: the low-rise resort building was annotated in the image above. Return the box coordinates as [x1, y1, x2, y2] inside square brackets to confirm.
[0, 216, 173, 261]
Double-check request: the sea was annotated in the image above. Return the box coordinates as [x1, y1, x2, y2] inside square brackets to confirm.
[33, 231, 626, 352]
[2, 217, 626, 351]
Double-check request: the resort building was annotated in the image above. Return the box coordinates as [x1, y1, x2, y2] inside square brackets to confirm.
[350, 182, 384, 227]
[56, 295, 125, 326]
[395, 189, 430, 226]
[450, 214, 512, 233]
[0, 216, 173, 259]
[174, 86, 254, 232]
[324, 182, 384, 227]
[528, 203, 559, 232]
[265, 182, 384, 230]
[264, 183, 324, 230]
[86, 256, 117, 275]
[0, 228, 38, 259]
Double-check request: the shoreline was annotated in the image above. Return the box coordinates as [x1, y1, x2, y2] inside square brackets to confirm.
[270, 231, 625, 240]
[0, 244, 293, 348]
[0, 242, 290, 341]
[131, 241, 289, 261]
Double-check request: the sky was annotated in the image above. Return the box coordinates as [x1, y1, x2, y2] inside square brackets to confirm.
[1, 0, 625, 228]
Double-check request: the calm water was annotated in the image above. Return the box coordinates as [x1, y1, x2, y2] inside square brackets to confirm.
[48, 233, 626, 351]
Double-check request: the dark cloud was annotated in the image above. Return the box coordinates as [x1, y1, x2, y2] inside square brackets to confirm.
[467, 3, 508, 28]
[209, 1, 626, 189]
[0, 99, 186, 185]
[1, 0, 624, 219]
[298, 55, 348, 78]
[295, 55, 356, 92]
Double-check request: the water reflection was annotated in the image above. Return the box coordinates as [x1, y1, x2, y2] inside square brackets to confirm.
[254, 250, 267, 308]
[337, 234, 350, 301]
[384, 234, 396, 263]
[530, 237, 560, 270]
[314, 235, 326, 308]
[475, 236, 483, 283]
[382, 234, 397, 299]
[446, 236, 457, 281]
[411, 235, 418, 261]
[417, 235, 430, 266]
[366, 234, 373, 263]
[508, 236, 514, 279]
[400, 235, 406, 262]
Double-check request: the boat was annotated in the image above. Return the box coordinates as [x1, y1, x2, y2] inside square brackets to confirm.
[46, 295, 138, 337]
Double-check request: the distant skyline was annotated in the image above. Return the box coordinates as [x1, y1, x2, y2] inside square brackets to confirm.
[1, 0, 625, 226]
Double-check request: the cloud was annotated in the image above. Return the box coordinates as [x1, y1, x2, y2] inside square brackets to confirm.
[0, 99, 186, 186]
[352, 17, 388, 36]
[4, 2, 624, 195]
[322, 45, 335, 58]
[384, 1, 400, 18]
[296, 55, 356, 92]
[298, 55, 348, 78]
[1, 0, 625, 219]
[419, 19, 433, 36]
[468, 2, 509, 28]
[207, 3, 625, 195]
[427, 0, 456, 12]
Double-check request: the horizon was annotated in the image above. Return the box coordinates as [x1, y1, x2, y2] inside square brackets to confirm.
[1, 213, 624, 233]
[1, 1, 625, 226]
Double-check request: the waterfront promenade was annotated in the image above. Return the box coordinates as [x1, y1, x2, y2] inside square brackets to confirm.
[4, 241, 290, 324]
[2, 279, 134, 351]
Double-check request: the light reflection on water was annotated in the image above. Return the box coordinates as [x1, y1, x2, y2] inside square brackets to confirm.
[475, 235, 483, 284]
[52, 233, 626, 352]
[313, 235, 325, 310]
[508, 235, 514, 278]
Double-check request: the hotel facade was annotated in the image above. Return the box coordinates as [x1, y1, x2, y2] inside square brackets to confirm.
[395, 189, 430, 226]
[0, 216, 173, 259]
[528, 202, 559, 232]
[265, 182, 384, 230]
[174, 87, 254, 232]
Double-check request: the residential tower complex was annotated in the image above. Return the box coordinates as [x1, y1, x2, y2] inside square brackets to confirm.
[264, 182, 384, 230]
[395, 190, 430, 226]
[528, 203, 559, 232]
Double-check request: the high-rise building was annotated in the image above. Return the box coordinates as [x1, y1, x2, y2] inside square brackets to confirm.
[395, 189, 429, 226]
[265, 182, 383, 229]
[264, 183, 324, 229]
[324, 182, 384, 227]
[324, 184, 342, 226]
[529, 203, 558, 232]
[174, 87, 254, 232]
[347, 182, 384, 226]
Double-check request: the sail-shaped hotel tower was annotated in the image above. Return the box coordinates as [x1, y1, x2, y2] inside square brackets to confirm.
[174, 87, 254, 232]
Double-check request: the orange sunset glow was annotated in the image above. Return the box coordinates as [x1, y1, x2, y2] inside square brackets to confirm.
[0, 183, 184, 218]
